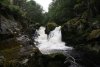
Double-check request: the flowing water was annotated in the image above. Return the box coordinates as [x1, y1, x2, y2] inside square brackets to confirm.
[34, 26, 73, 54]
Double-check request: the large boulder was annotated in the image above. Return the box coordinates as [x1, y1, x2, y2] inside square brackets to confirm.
[45, 22, 58, 34]
[61, 18, 87, 46]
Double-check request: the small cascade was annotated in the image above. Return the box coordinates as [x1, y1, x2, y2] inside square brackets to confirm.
[34, 26, 73, 54]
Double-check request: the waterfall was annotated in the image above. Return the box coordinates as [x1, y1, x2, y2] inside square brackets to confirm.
[34, 26, 73, 54]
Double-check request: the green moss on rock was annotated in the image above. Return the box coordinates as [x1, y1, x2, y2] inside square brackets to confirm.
[45, 22, 58, 34]
[88, 29, 100, 40]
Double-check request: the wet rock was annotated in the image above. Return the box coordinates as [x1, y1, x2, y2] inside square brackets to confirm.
[27, 53, 67, 67]
[16, 35, 31, 45]
[45, 22, 58, 34]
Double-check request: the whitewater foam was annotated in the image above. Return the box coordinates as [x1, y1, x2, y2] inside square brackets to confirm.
[34, 26, 73, 54]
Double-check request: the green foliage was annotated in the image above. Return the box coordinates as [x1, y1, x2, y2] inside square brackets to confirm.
[42, 12, 49, 25]
[13, 0, 26, 8]
[24, 0, 44, 24]
[48, 0, 76, 25]
[47, 0, 100, 25]
[46, 22, 57, 30]
[8, 5, 23, 19]
[0, 0, 44, 25]
[0, 0, 10, 5]
[0, 3, 24, 20]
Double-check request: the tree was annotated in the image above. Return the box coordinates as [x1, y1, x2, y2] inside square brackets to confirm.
[13, 0, 26, 8]
[48, 0, 76, 25]
[24, 0, 44, 24]
[0, 0, 10, 5]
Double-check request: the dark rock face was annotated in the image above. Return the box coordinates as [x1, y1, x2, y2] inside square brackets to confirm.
[0, 15, 22, 41]
[61, 18, 100, 67]
[61, 18, 87, 46]
[0, 15, 22, 33]
[21, 53, 72, 67]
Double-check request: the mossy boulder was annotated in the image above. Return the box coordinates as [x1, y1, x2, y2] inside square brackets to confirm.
[62, 18, 87, 32]
[22, 52, 69, 67]
[36, 53, 69, 67]
[45, 22, 58, 34]
[0, 47, 41, 67]
[45, 53, 78, 67]
[88, 29, 100, 40]
[61, 18, 88, 46]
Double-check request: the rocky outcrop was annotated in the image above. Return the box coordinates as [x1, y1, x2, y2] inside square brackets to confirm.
[0, 16, 21, 34]
[61, 18, 87, 46]
[0, 3, 24, 41]
[61, 17, 100, 67]
[45, 22, 58, 34]
[0, 15, 22, 41]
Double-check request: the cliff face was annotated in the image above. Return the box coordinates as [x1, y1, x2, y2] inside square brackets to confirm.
[61, 17, 100, 67]
[0, 15, 24, 52]
[0, 3, 25, 59]
[0, 15, 22, 40]
[0, 16, 22, 34]
[0, 3, 39, 67]
[0, 3, 24, 41]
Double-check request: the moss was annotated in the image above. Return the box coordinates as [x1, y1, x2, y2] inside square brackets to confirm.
[0, 38, 21, 61]
[3, 59, 25, 67]
[61, 18, 88, 46]
[65, 18, 86, 26]
[46, 22, 58, 30]
[66, 18, 79, 25]
[81, 10, 88, 19]
[1, 46, 20, 61]
[0, 38, 21, 50]
[88, 29, 100, 40]
[45, 22, 58, 34]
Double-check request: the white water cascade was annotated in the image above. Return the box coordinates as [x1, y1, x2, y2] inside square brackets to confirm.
[34, 26, 73, 54]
